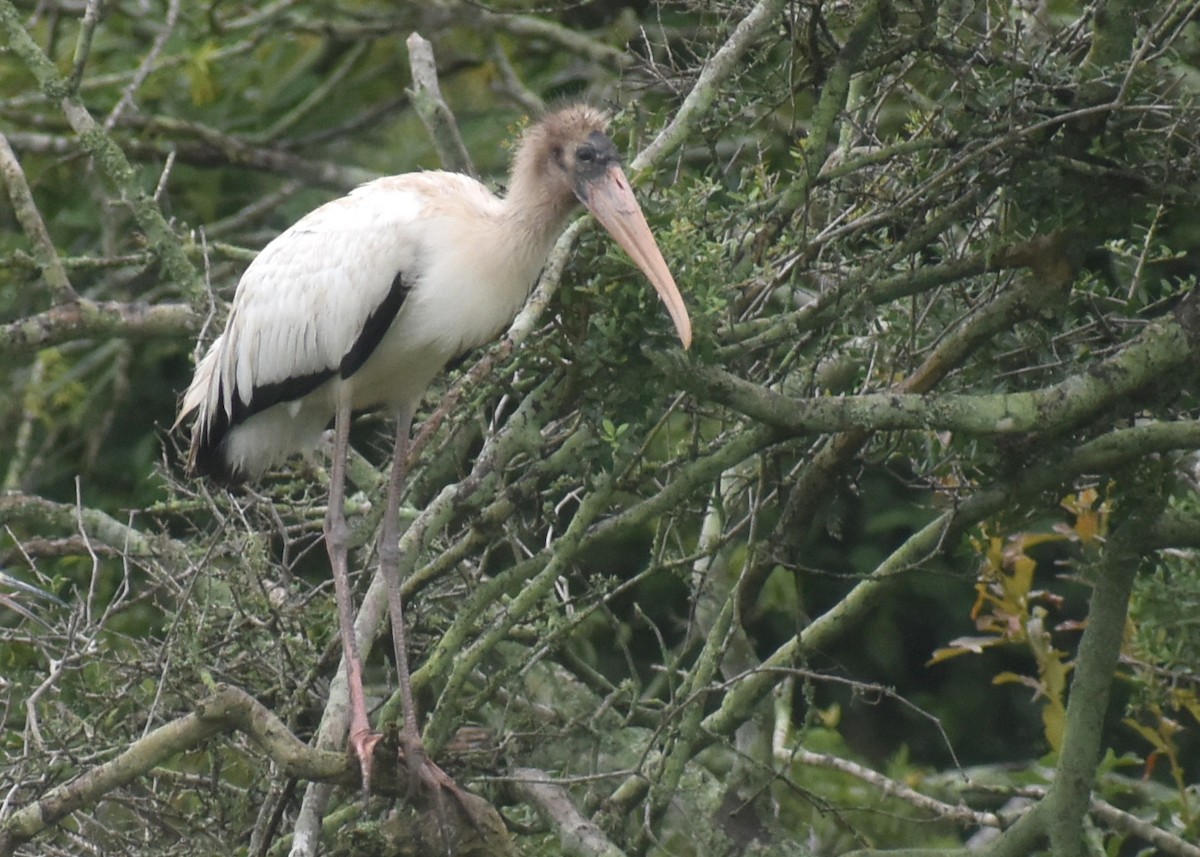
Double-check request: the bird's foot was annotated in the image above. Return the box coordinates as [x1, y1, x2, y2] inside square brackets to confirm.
[398, 731, 458, 799]
[398, 735, 471, 856]
[350, 727, 383, 795]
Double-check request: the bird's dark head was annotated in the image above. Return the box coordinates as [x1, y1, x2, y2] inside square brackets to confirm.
[511, 105, 692, 349]
[514, 104, 616, 210]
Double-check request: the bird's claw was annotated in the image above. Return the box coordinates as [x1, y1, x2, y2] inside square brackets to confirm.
[350, 727, 383, 795]
[397, 733, 458, 802]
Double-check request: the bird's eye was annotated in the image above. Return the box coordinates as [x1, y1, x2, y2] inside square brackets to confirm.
[576, 146, 595, 163]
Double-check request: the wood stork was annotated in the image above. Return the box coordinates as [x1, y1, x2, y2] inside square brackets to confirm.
[176, 104, 692, 792]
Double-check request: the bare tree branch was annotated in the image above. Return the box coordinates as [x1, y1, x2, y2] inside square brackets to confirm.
[510, 768, 629, 857]
[0, 133, 76, 303]
[406, 32, 476, 178]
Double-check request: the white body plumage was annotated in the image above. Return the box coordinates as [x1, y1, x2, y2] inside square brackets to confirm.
[181, 173, 558, 479]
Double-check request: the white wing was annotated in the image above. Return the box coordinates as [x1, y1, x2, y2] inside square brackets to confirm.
[222, 179, 425, 409]
[179, 172, 498, 475]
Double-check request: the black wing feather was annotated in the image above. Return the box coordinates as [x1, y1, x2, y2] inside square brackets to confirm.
[190, 270, 411, 482]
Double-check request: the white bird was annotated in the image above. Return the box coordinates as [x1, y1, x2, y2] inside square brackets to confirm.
[176, 104, 692, 792]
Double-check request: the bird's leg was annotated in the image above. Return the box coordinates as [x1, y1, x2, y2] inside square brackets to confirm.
[324, 397, 380, 793]
[377, 408, 456, 797]
[379, 408, 419, 739]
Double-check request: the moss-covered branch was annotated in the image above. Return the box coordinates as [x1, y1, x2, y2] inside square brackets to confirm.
[0, 684, 516, 856]
[423, 477, 614, 753]
[0, 685, 350, 854]
[0, 0, 199, 297]
[1044, 503, 1154, 855]
[0, 132, 76, 303]
[657, 318, 1192, 437]
[0, 299, 199, 356]
[0, 492, 191, 566]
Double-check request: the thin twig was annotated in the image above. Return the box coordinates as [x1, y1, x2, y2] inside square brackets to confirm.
[67, 0, 105, 95]
[779, 746, 1004, 830]
[105, 0, 184, 130]
[632, 0, 789, 172]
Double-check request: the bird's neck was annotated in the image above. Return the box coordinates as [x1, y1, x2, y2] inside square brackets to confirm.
[501, 160, 579, 264]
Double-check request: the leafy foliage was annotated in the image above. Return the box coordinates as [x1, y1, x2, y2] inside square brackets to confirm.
[3, 1, 1200, 856]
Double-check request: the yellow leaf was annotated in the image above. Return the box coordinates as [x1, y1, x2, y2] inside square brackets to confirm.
[1172, 688, 1200, 727]
[978, 534, 1005, 578]
[1012, 532, 1065, 551]
[1043, 701, 1066, 752]
[1038, 650, 1072, 702]
[818, 703, 841, 728]
[993, 671, 1039, 690]
[1074, 509, 1100, 542]
[926, 647, 965, 666]
[927, 635, 1006, 665]
[187, 42, 222, 106]
[1123, 717, 1171, 754]
[1006, 553, 1037, 601]
[1060, 486, 1112, 543]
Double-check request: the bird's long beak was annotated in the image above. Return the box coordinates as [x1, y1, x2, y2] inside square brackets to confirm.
[581, 165, 692, 349]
